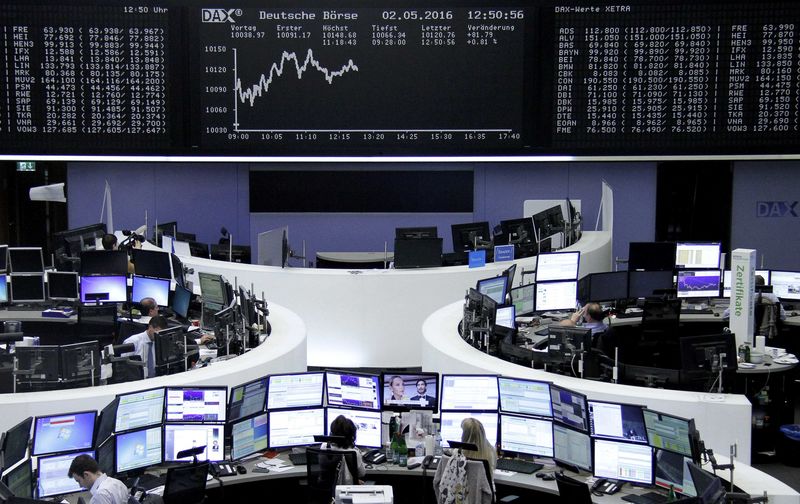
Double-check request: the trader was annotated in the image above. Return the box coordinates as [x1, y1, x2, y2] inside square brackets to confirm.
[68, 454, 129, 504]
[559, 302, 608, 335]
[122, 315, 169, 378]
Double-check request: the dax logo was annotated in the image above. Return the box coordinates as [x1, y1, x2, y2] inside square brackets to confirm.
[756, 201, 798, 218]
[201, 8, 239, 23]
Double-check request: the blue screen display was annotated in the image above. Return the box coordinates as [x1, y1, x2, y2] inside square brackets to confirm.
[0, 274, 7, 303]
[80, 275, 127, 303]
[131, 275, 170, 306]
[115, 426, 163, 473]
[33, 411, 97, 456]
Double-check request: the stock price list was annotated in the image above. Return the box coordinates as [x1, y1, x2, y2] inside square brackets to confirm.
[0, 5, 171, 152]
[195, 7, 527, 153]
[550, 2, 800, 154]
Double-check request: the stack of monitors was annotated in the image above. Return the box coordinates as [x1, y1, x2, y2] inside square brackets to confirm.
[267, 372, 325, 449]
[439, 375, 499, 449]
[498, 377, 554, 460]
[31, 411, 97, 499]
[549, 385, 592, 472]
[228, 377, 268, 461]
[113, 387, 166, 476]
[534, 252, 580, 312]
[164, 387, 227, 462]
[588, 400, 653, 486]
[324, 371, 382, 449]
[642, 409, 700, 498]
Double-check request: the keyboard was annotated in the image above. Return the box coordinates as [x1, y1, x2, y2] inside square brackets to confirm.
[495, 458, 543, 474]
[622, 491, 668, 504]
[680, 309, 714, 315]
[289, 452, 308, 466]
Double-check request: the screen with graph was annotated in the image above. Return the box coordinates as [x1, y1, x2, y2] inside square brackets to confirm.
[3, 0, 800, 157]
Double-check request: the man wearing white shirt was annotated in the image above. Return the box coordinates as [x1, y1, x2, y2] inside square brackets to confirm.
[122, 315, 168, 379]
[68, 454, 129, 504]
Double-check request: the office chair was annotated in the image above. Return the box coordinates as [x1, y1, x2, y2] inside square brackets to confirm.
[554, 472, 593, 504]
[433, 453, 495, 504]
[162, 461, 209, 504]
[305, 447, 360, 504]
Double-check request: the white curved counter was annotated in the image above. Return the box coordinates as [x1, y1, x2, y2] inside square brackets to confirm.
[421, 300, 753, 464]
[178, 231, 611, 368]
[0, 303, 306, 433]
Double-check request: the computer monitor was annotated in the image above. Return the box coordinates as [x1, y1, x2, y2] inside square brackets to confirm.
[593, 438, 653, 485]
[59, 341, 100, 384]
[1, 417, 31, 470]
[439, 412, 498, 448]
[154, 326, 187, 370]
[532, 205, 564, 241]
[0, 274, 7, 304]
[267, 372, 325, 410]
[642, 409, 696, 459]
[198, 273, 227, 306]
[628, 242, 677, 272]
[115, 387, 165, 433]
[8, 274, 45, 303]
[13, 346, 60, 384]
[769, 270, 800, 301]
[95, 399, 118, 447]
[79, 275, 127, 304]
[677, 270, 721, 298]
[502, 263, 517, 288]
[228, 377, 268, 422]
[510, 284, 535, 316]
[451, 222, 492, 252]
[171, 284, 192, 320]
[53, 224, 106, 258]
[686, 462, 726, 504]
[588, 401, 647, 444]
[393, 238, 442, 269]
[267, 408, 326, 449]
[476, 276, 508, 305]
[536, 252, 580, 282]
[655, 449, 697, 497]
[440, 375, 498, 411]
[79, 250, 129, 277]
[230, 413, 268, 461]
[680, 333, 738, 373]
[535, 281, 578, 312]
[2, 458, 32, 499]
[621, 364, 682, 389]
[115, 426, 163, 473]
[495, 305, 515, 329]
[156, 221, 178, 240]
[7, 248, 43, 274]
[395, 227, 437, 239]
[722, 270, 770, 298]
[46, 271, 79, 301]
[32, 411, 97, 457]
[189, 241, 209, 259]
[553, 424, 592, 472]
[131, 275, 170, 307]
[210, 245, 251, 264]
[96, 437, 115, 477]
[0, 244, 7, 272]
[166, 387, 227, 423]
[131, 249, 172, 280]
[325, 371, 380, 410]
[325, 408, 382, 449]
[675, 242, 721, 270]
[381, 373, 439, 411]
[629, 270, 675, 299]
[499, 414, 554, 458]
[163, 423, 224, 462]
[579, 271, 628, 304]
[36, 450, 94, 499]
[550, 385, 589, 432]
[498, 377, 552, 417]
[498, 218, 536, 245]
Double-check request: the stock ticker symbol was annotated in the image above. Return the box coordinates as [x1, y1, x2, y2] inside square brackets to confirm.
[202, 9, 241, 23]
[756, 201, 799, 218]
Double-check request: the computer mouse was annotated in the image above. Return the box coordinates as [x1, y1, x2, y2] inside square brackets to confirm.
[713, 312, 720, 317]
[236, 465, 247, 475]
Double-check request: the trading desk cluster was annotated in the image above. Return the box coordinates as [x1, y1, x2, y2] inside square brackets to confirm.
[0, 244, 269, 392]
[462, 241, 800, 392]
[0, 370, 718, 502]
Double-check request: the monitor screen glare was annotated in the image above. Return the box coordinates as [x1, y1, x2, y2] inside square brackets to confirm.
[115, 426, 163, 473]
[655, 450, 697, 497]
[131, 275, 170, 306]
[677, 270, 721, 298]
[675, 243, 720, 269]
[588, 401, 647, 444]
[267, 373, 325, 410]
[33, 411, 97, 456]
[36, 450, 94, 498]
[535, 281, 577, 312]
[500, 414, 554, 457]
[326, 408, 382, 449]
[593, 439, 653, 485]
[231, 413, 269, 460]
[115, 388, 165, 432]
[166, 388, 227, 423]
[439, 412, 498, 448]
[440, 375, 498, 411]
[80, 275, 127, 303]
[536, 252, 580, 282]
[268, 408, 326, 449]
[163, 424, 225, 462]
[326, 371, 380, 410]
[498, 377, 552, 417]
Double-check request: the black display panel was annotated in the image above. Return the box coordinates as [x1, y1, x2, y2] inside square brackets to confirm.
[0, 3, 175, 152]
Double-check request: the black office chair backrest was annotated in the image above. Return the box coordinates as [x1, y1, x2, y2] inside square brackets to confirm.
[163, 461, 209, 504]
[78, 304, 117, 343]
[641, 297, 681, 332]
[305, 446, 359, 503]
[554, 472, 593, 504]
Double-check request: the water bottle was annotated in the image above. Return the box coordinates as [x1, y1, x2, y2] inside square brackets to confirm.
[434, 432, 443, 456]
